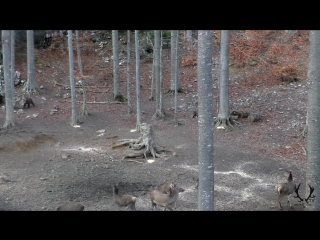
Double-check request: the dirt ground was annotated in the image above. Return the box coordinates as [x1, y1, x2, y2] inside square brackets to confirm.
[0, 31, 311, 211]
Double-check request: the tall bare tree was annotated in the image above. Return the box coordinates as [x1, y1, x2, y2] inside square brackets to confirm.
[112, 30, 123, 101]
[135, 30, 141, 131]
[197, 30, 214, 211]
[169, 30, 181, 93]
[153, 30, 165, 119]
[149, 43, 156, 101]
[2, 30, 15, 129]
[173, 30, 179, 125]
[75, 30, 83, 77]
[215, 30, 238, 129]
[24, 30, 37, 93]
[127, 30, 134, 114]
[305, 30, 320, 210]
[68, 30, 78, 126]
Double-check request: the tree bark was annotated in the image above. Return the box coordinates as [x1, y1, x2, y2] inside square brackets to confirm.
[68, 30, 78, 126]
[305, 30, 320, 210]
[135, 30, 141, 131]
[197, 30, 214, 211]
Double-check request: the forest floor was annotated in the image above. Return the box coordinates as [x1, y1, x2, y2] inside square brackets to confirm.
[0, 31, 312, 211]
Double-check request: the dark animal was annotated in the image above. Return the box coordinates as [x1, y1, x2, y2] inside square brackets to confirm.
[231, 110, 250, 119]
[23, 97, 35, 108]
[192, 110, 198, 118]
[0, 93, 4, 105]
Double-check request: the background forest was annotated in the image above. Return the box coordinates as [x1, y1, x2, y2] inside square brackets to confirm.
[0, 30, 316, 211]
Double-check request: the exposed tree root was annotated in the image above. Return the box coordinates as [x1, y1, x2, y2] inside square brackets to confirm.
[284, 125, 308, 140]
[1, 121, 15, 130]
[215, 117, 241, 129]
[113, 123, 166, 160]
[152, 109, 166, 120]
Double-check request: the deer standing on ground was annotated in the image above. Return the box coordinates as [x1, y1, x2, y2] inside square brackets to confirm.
[276, 170, 297, 210]
[150, 182, 184, 211]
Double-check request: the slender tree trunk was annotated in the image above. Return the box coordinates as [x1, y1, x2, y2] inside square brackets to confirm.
[149, 46, 155, 101]
[2, 30, 15, 129]
[81, 80, 89, 116]
[197, 30, 214, 211]
[153, 30, 165, 119]
[135, 30, 141, 132]
[215, 30, 236, 128]
[174, 30, 179, 125]
[127, 30, 134, 114]
[25, 30, 37, 93]
[10, 30, 16, 111]
[169, 30, 180, 93]
[75, 30, 83, 77]
[159, 31, 165, 118]
[305, 30, 320, 210]
[68, 30, 78, 126]
[112, 30, 123, 101]
[186, 30, 192, 42]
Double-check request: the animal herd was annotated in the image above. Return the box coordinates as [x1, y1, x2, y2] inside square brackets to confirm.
[57, 182, 184, 211]
[57, 170, 316, 211]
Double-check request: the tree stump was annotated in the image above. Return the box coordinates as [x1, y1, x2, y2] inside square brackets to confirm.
[113, 123, 166, 161]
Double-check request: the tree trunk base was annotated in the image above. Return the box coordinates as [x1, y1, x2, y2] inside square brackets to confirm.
[113, 123, 166, 161]
[215, 117, 240, 129]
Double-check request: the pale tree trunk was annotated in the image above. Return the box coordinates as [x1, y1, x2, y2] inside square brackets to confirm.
[305, 30, 320, 210]
[10, 30, 16, 110]
[68, 30, 78, 126]
[197, 30, 214, 211]
[153, 30, 165, 119]
[127, 30, 134, 114]
[24, 30, 37, 93]
[81, 80, 89, 116]
[215, 30, 237, 129]
[2, 30, 15, 129]
[174, 30, 179, 125]
[169, 30, 181, 93]
[112, 30, 123, 101]
[135, 30, 141, 132]
[186, 30, 192, 42]
[159, 31, 165, 118]
[149, 45, 155, 101]
[75, 30, 83, 77]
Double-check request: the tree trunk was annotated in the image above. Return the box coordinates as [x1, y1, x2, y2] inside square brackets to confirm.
[170, 30, 181, 93]
[114, 123, 166, 161]
[174, 30, 179, 125]
[75, 30, 83, 77]
[81, 80, 89, 116]
[153, 30, 165, 119]
[305, 30, 320, 210]
[2, 30, 15, 129]
[112, 30, 123, 101]
[215, 30, 237, 129]
[135, 30, 141, 131]
[68, 30, 78, 126]
[149, 44, 155, 101]
[197, 30, 214, 211]
[24, 30, 37, 93]
[127, 30, 134, 114]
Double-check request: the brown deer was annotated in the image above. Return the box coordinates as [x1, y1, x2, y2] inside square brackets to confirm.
[276, 170, 297, 210]
[112, 185, 137, 211]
